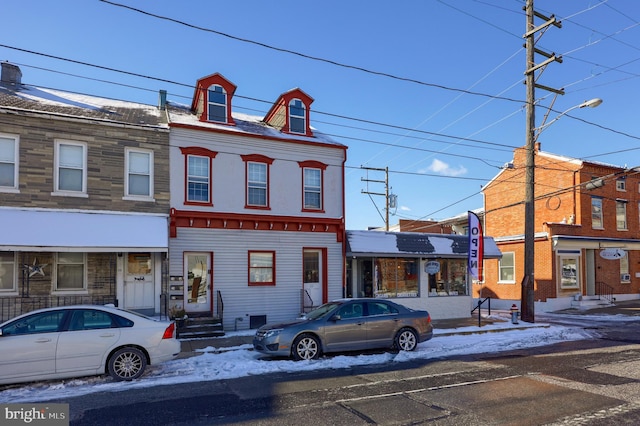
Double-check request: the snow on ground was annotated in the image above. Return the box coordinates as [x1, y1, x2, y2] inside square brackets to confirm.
[0, 312, 623, 404]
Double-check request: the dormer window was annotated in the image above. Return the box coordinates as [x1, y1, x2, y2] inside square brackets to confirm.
[263, 88, 314, 136]
[289, 99, 306, 134]
[208, 85, 227, 123]
[191, 73, 236, 125]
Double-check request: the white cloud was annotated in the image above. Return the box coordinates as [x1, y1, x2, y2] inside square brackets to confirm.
[399, 205, 411, 211]
[425, 159, 468, 177]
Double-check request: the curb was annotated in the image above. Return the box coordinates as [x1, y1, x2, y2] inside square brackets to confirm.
[435, 324, 550, 337]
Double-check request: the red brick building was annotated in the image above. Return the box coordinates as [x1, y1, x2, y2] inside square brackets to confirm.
[480, 143, 640, 310]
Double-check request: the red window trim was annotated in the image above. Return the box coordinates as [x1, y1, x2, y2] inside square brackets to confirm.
[299, 160, 327, 212]
[181, 147, 218, 206]
[241, 154, 274, 210]
[193, 73, 237, 125]
[248, 250, 276, 286]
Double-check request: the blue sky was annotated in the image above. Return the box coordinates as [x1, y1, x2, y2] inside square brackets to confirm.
[2, 1, 639, 230]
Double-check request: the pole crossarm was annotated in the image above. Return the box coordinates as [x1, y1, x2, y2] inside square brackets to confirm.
[361, 166, 390, 231]
[525, 54, 562, 75]
[524, 14, 561, 38]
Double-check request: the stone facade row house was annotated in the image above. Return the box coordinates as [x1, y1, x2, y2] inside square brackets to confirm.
[0, 62, 170, 321]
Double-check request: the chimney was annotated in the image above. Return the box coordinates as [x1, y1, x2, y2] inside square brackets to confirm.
[1, 62, 22, 85]
[158, 90, 167, 110]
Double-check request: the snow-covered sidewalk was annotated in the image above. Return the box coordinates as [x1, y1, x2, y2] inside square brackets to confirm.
[0, 312, 606, 404]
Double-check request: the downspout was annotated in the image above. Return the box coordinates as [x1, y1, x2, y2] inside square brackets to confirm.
[572, 168, 579, 224]
[341, 146, 348, 298]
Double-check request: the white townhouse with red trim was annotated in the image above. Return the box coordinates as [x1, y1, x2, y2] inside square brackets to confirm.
[166, 73, 347, 330]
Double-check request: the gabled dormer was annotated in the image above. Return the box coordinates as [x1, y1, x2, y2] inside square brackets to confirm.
[191, 73, 236, 125]
[263, 88, 314, 137]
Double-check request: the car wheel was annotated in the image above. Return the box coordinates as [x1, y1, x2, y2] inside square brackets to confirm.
[395, 328, 418, 352]
[292, 334, 321, 360]
[108, 347, 147, 381]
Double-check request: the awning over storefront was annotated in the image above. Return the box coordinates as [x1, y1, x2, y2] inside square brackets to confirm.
[346, 230, 502, 258]
[553, 235, 640, 251]
[1, 208, 168, 252]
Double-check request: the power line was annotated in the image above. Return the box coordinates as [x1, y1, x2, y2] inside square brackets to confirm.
[98, 0, 526, 105]
[6, 57, 521, 153]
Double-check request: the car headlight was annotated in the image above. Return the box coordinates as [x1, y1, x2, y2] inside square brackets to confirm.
[263, 328, 283, 338]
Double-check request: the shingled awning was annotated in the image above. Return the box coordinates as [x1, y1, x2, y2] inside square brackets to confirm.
[346, 230, 502, 258]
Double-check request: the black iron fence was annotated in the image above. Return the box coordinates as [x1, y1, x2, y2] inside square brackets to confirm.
[0, 296, 117, 322]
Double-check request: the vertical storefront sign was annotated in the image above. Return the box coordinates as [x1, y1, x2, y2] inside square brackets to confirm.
[468, 211, 484, 281]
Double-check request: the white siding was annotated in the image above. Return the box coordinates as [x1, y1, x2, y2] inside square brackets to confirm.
[170, 128, 344, 218]
[170, 228, 343, 330]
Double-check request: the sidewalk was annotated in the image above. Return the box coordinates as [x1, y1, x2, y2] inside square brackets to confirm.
[179, 299, 640, 356]
[178, 309, 543, 356]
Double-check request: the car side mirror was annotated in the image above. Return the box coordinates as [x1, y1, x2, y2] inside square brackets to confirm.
[330, 314, 341, 322]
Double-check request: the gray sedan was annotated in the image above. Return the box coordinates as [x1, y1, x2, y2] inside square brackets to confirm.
[253, 298, 433, 360]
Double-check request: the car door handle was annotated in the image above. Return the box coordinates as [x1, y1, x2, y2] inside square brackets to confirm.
[35, 338, 52, 343]
[100, 333, 116, 338]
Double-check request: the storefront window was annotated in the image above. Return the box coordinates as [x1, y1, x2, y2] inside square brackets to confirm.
[427, 259, 468, 296]
[373, 258, 418, 298]
[559, 257, 579, 289]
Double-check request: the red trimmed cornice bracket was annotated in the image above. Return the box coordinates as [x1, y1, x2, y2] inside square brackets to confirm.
[169, 209, 344, 242]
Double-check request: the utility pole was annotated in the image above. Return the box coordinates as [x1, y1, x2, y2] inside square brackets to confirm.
[522, 0, 562, 323]
[361, 166, 390, 231]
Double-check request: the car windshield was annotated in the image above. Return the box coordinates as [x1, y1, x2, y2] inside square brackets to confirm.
[304, 302, 341, 320]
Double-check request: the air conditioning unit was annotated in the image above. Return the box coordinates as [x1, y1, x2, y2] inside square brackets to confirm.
[621, 274, 631, 281]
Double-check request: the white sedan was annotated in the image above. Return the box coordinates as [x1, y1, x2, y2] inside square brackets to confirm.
[0, 305, 181, 385]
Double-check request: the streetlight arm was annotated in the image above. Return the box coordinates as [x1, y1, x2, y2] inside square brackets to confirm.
[534, 98, 602, 138]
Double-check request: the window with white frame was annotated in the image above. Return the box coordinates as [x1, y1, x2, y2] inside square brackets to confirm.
[304, 168, 322, 209]
[591, 197, 603, 229]
[616, 178, 626, 191]
[56, 252, 86, 291]
[247, 162, 268, 207]
[187, 155, 210, 203]
[616, 200, 627, 230]
[125, 148, 153, 198]
[498, 252, 515, 283]
[248, 251, 275, 286]
[0, 251, 16, 292]
[289, 99, 306, 134]
[55, 141, 86, 194]
[620, 254, 630, 282]
[208, 85, 227, 123]
[0, 134, 18, 190]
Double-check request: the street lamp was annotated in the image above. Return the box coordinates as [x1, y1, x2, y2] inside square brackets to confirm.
[535, 98, 603, 136]
[522, 97, 602, 323]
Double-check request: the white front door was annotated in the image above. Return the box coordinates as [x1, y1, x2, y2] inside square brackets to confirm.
[184, 253, 211, 313]
[303, 250, 323, 308]
[124, 253, 155, 310]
